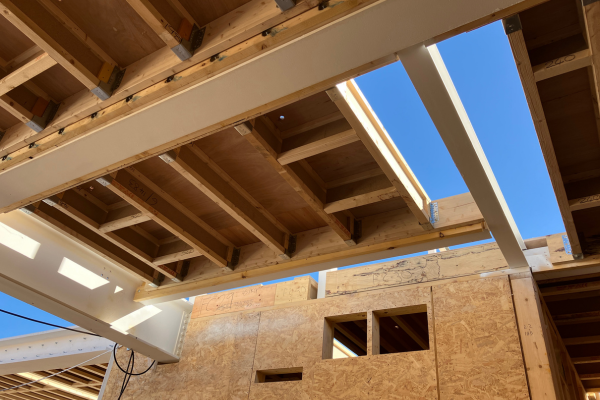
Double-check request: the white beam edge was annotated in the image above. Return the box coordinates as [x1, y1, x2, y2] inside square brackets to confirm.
[0, 0, 545, 210]
[398, 43, 528, 268]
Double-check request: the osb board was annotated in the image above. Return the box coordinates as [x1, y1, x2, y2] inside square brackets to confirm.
[248, 287, 437, 399]
[192, 276, 317, 318]
[325, 243, 508, 296]
[105, 277, 531, 400]
[433, 277, 529, 400]
[192, 284, 277, 318]
[103, 312, 260, 399]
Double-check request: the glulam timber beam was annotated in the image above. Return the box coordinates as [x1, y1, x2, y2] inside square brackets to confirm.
[160, 144, 294, 258]
[22, 201, 159, 285]
[399, 43, 529, 267]
[0, 0, 118, 100]
[327, 81, 432, 229]
[98, 167, 237, 270]
[236, 118, 358, 245]
[503, 15, 582, 256]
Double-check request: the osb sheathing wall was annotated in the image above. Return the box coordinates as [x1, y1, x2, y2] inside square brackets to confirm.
[103, 276, 530, 399]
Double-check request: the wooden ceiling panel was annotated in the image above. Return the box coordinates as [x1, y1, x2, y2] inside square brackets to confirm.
[519, 0, 581, 51]
[272, 206, 327, 233]
[137, 220, 172, 239]
[48, 0, 165, 67]
[351, 197, 408, 219]
[0, 109, 19, 131]
[306, 140, 380, 183]
[179, 0, 255, 28]
[195, 128, 321, 224]
[266, 91, 341, 133]
[0, 17, 34, 61]
[30, 64, 86, 102]
[79, 180, 122, 206]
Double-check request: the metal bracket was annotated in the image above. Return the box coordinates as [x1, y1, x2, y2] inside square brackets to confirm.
[96, 175, 113, 187]
[562, 234, 572, 255]
[172, 260, 191, 283]
[159, 150, 177, 164]
[283, 235, 297, 259]
[26, 101, 59, 133]
[429, 202, 439, 225]
[352, 219, 362, 243]
[42, 196, 60, 207]
[20, 205, 36, 215]
[228, 248, 241, 269]
[171, 25, 206, 61]
[174, 310, 191, 357]
[502, 15, 522, 35]
[275, 0, 296, 11]
[91, 67, 126, 101]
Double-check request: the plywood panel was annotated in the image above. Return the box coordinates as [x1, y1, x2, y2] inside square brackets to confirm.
[433, 277, 529, 400]
[325, 243, 508, 296]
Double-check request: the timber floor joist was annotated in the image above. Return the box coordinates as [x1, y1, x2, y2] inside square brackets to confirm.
[0, 363, 107, 400]
[16, 80, 486, 302]
[506, 0, 600, 259]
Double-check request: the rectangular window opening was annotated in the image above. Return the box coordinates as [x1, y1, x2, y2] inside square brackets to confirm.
[375, 305, 429, 355]
[255, 367, 303, 383]
[323, 312, 368, 359]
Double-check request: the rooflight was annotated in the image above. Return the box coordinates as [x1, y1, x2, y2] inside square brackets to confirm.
[16, 372, 97, 400]
[58, 258, 109, 290]
[110, 305, 162, 334]
[114, 286, 123, 293]
[0, 222, 41, 259]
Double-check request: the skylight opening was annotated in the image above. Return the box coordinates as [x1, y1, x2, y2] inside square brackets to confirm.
[57, 258, 109, 290]
[110, 305, 162, 334]
[0, 222, 41, 259]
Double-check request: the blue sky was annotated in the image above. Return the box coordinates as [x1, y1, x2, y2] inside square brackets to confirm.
[0, 21, 564, 339]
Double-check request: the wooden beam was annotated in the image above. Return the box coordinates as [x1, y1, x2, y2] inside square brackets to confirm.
[126, 0, 183, 48]
[324, 174, 399, 214]
[505, 20, 582, 255]
[327, 81, 432, 229]
[572, 356, 600, 365]
[160, 144, 293, 257]
[23, 202, 159, 285]
[237, 118, 357, 245]
[563, 336, 600, 346]
[554, 311, 600, 326]
[277, 122, 359, 165]
[0, 0, 101, 90]
[569, 194, 600, 212]
[99, 167, 236, 270]
[532, 49, 592, 82]
[0, 94, 34, 124]
[280, 111, 345, 139]
[583, 0, 600, 141]
[541, 280, 600, 297]
[390, 315, 428, 349]
[98, 205, 152, 232]
[580, 373, 600, 381]
[0, 51, 56, 97]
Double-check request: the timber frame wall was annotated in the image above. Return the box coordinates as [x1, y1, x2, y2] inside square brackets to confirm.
[99, 244, 586, 400]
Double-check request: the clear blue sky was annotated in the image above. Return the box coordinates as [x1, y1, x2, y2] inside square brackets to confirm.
[0, 21, 564, 339]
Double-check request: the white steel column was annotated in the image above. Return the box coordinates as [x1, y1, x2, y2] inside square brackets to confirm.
[399, 44, 528, 268]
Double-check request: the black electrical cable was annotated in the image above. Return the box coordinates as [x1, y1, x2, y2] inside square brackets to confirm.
[0, 308, 101, 336]
[112, 344, 156, 376]
[113, 343, 156, 399]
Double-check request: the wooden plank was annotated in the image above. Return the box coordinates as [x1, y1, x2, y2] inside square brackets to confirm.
[25, 202, 158, 284]
[0, 51, 56, 97]
[327, 81, 432, 229]
[569, 193, 600, 211]
[532, 49, 591, 82]
[125, 0, 182, 48]
[562, 336, 600, 346]
[162, 144, 292, 256]
[98, 205, 151, 232]
[507, 27, 581, 255]
[510, 276, 560, 400]
[238, 118, 356, 244]
[0, 0, 100, 90]
[100, 167, 235, 270]
[277, 128, 359, 165]
[135, 192, 486, 302]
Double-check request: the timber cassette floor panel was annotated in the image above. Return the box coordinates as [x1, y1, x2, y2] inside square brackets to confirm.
[20, 78, 485, 301]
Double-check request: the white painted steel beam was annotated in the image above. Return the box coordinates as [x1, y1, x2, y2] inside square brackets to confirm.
[398, 44, 528, 268]
[0, 210, 191, 363]
[0, 0, 545, 211]
[0, 328, 112, 375]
